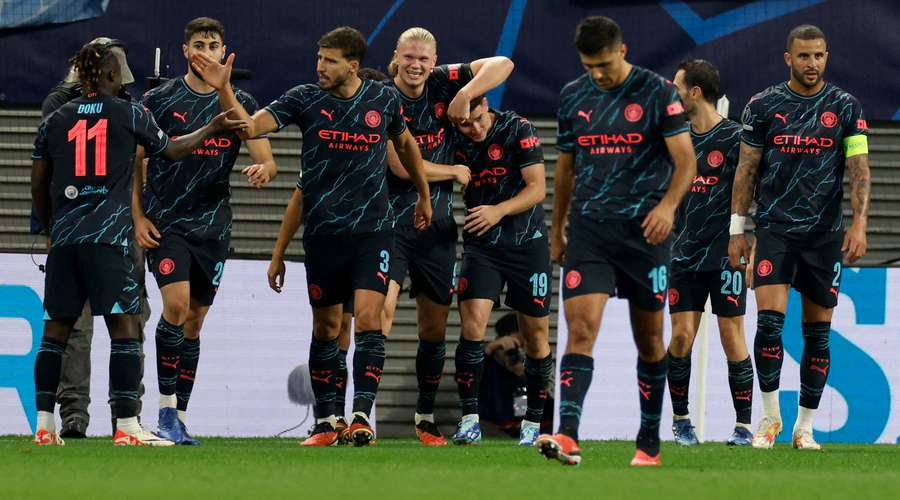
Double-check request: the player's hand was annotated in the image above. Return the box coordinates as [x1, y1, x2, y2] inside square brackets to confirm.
[134, 215, 161, 249]
[842, 221, 867, 264]
[454, 165, 472, 187]
[267, 256, 286, 293]
[190, 52, 234, 91]
[414, 195, 432, 231]
[447, 89, 471, 125]
[551, 230, 567, 264]
[464, 205, 505, 236]
[641, 201, 675, 245]
[210, 108, 249, 134]
[485, 335, 522, 356]
[728, 234, 751, 271]
[242, 164, 272, 188]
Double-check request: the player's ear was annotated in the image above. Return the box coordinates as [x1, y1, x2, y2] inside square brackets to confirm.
[220, 45, 227, 62]
[783, 51, 791, 67]
[182, 43, 189, 61]
[350, 59, 360, 74]
[620, 43, 628, 58]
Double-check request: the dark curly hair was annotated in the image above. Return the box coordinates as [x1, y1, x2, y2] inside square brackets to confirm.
[68, 42, 118, 91]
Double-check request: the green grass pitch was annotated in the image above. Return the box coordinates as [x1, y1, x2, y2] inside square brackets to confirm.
[2, 437, 899, 499]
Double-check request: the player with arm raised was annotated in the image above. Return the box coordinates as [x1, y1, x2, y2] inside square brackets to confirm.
[192, 26, 431, 447]
[381, 26, 513, 446]
[31, 41, 245, 446]
[135, 17, 278, 445]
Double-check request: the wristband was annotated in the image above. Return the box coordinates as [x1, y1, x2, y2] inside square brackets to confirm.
[729, 214, 747, 236]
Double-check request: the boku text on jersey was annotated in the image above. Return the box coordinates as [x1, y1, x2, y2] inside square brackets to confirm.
[32, 94, 168, 247]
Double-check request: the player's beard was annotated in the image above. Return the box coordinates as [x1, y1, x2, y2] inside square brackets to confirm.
[190, 64, 207, 83]
[319, 68, 352, 91]
[791, 66, 822, 89]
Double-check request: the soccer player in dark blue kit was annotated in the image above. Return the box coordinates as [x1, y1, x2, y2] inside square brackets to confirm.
[666, 60, 753, 447]
[135, 17, 278, 445]
[31, 41, 246, 446]
[537, 17, 697, 466]
[191, 26, 431, 447]
[729, 25, 870, 450]
[450, 96, 553, 447]
[382, 26, 514, 446]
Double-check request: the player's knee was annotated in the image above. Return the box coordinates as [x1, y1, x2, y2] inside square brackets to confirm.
[106, 315, 140, 340]
[460, 316, 487, 341]
[162, 300, 190, 325]
[668, 330, 693, 356]
[418, 322, 446, 342]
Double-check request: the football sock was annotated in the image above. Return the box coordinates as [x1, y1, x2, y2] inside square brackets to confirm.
[557, 353, 594, 442]
[155, 316, 183, 400]
[667, 351, 691, 417]
[309, 336, 338, 419]
[415, 339, 446, 415]
[728, 356, 754, 425]
[34, 337, 66, 414]
[176, 337, 200, 412]
[800, 322, 831, 410]
[454, 338, 484, 416]
[352, 330, 386, 416]
[524, 353, 553, 423]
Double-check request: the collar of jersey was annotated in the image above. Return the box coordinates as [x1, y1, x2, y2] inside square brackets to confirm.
[588, 65, 637, 94]
[690, 117, 726, 138]
[179, 76, 218, 98]
[391, 79, 427, 103]
[328, 79, 368, 102]
[781, 80, 829, 100]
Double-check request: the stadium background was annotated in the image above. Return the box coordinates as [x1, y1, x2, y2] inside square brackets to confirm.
[1, 0, 899, 443]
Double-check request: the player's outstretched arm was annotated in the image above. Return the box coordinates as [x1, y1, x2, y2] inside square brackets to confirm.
[31, 158, 52, 233]
[464, 163, 546, 237]
[390, 129, 432, 230]
[551, 151, 574, 263]
[448, 57, 515, 124]
[386, 142, 471, 186]
[190, 52, 279, 140]
[642, 131, 696, 245]
[844, 152, 871, 263]
[162, 109, 248, 160]
[268, 187, 304, 293]
[728, 142, 762, 270]
[243, 138, 278, 188]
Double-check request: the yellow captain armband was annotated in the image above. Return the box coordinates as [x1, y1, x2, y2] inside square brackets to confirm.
[843, 134, 868, 158]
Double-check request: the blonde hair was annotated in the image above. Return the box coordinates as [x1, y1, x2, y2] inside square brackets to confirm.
[388, 27, 437, 76]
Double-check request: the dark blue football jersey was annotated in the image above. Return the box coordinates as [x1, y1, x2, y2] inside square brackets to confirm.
[385, 63, 473, 230]
[672, 119, 742, 271]
[557, 66, 689, 223]
[265, 79, 406, 236]
[141, 78, 259, 240]
[454, 110, 546, 248]
[741, 82, 867, 233]
[32, 94, 168, 247]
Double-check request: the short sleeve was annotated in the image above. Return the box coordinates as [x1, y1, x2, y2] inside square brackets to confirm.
[431, 63, 474, 92]
[514, 118, 544, 169]
[236, 89, 260, 116]
[556, 90, 575, 152]
[386, 89, 407, 137]
[130, 103, 169, 156]
[265, 85, 307, 131]
[740, 96, 767, 148]
[842, 96, 868, 138]
[658, 83, 689, 137]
